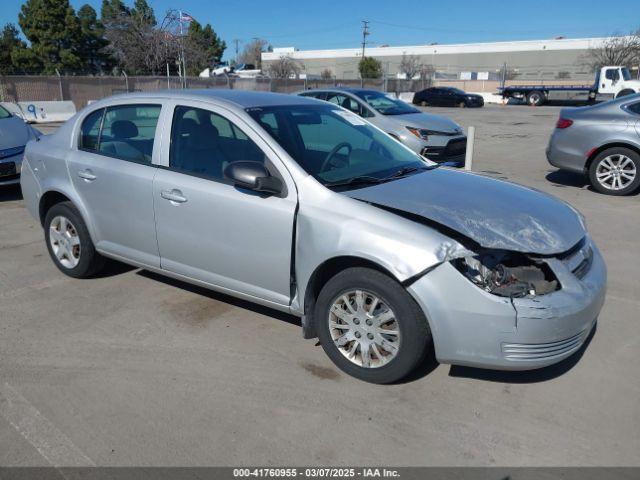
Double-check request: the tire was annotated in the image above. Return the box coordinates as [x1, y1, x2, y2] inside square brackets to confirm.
[44, 201, 105, 278]
[616, 89, 635, 99]
[420, 100, 428, 107]
[588, 147, 640, 196]
[458, 101, 467, 108]
[526, 91, 545, 106]
[315, 267, 431, 384]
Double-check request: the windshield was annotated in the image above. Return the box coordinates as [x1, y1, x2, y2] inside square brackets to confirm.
[621, 68, 632, 81]
[0, 105, 11, 119]
[353, 90, 419, 115]
[246, 104, 427, 188]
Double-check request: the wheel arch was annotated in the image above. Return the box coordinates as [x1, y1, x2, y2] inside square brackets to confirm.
[38, 188, 98, 244]
[616, 89, 635, 98]
[300, 255, 403, 339]
[585, 142, 640, 173]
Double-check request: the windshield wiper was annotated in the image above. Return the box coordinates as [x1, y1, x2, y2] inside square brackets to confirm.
[323, 175, 384, 188]
[382, 165, 434, 181]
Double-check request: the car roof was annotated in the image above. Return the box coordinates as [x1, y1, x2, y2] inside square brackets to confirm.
[302, 87, 383, 95]
[93, 89, 320, 109]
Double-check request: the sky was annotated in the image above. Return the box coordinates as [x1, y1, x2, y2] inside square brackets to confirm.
[1, 0, 639, 60]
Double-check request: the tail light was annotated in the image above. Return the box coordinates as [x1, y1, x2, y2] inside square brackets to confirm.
[556, 117, 573, 129]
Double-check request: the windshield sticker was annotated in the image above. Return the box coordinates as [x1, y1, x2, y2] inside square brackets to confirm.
[333, 110, 367, 126]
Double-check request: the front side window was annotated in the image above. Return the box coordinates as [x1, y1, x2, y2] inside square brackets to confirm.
[352, 90, 419, 116]
[79, 108, 104, 152]
[246, 104, 426, 188]
[605, 69, 620, 81]
[0, 105, 12, 119]
[170, 105, 267, 181]
[98, 104, 161, 163]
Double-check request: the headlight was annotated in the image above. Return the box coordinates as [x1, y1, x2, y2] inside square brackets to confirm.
[406, 126, 457, 140]
[452, 251, 559, 298]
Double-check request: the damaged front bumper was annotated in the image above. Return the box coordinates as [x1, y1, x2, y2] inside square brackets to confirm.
[406, 238, 606, 370]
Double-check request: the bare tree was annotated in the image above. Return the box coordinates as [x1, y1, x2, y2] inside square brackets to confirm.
[582, 30, 640, 71]
[399, 53, 421, 80]
[267, 55, 301, 79]
[320, 68, 333, 80]
[239, 38, 268, 69]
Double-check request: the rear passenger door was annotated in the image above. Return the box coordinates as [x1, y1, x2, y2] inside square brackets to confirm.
[152, 101, 297, 306]
[68, 102, 164, 267]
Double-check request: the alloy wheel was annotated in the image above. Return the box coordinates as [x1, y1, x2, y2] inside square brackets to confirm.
[595, 154, 637, 191]
[328, 290, 401, 368]
[49, 215, 81, 269]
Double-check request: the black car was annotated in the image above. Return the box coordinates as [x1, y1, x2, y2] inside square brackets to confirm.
[413, 87, 484, 108]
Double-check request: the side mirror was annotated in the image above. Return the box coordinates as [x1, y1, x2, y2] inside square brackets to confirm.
[224, 161, 283, 195]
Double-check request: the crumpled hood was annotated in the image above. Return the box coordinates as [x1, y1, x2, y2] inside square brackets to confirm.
[0, 117, 30, 150]
[345, 169, 586, 255]
[392, 112, 462, 134]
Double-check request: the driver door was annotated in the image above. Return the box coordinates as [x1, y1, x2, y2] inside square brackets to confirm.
[153, 101, 298, 306]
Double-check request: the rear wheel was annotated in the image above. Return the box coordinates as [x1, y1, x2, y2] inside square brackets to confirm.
[588, 147, 640, 195]
[458, 101, 466, 108]
[44, 202, 105, 278]
[315, 267, 431, 384]
[526, 91, 545, 106]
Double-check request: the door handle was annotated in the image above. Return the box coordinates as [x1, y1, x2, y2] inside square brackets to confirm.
[77, 169, 96, 181]
[160, 189, 187, 204]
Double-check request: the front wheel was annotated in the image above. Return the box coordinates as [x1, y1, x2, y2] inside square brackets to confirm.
[526, 91, 545, 106]
[588, 147, 640, 195]
[315, 267, 431, 383]
[44, 201, 105, 278]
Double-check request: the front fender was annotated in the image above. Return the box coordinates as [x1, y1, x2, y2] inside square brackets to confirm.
[293, 180, 471, 314]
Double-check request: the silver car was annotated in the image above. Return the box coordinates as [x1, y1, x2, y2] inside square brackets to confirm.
[0, 104, 41, 186]
[21, 90, 606, 383]
[547, 93, 640, 195]
[298, 88, 467, 165]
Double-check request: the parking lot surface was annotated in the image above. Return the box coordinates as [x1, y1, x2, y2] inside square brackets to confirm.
[1, 105, 639, 466]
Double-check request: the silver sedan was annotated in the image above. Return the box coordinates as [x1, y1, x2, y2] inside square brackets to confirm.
[298, 88, 467, 166]
[547, 93, 640, 195]
[21, 90, 606, 383]
[0, 104, 41, 186]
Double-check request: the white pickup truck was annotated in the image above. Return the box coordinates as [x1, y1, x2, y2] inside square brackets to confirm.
[500, 66, 640, 106]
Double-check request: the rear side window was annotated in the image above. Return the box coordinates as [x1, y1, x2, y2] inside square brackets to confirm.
[79, 108, 105, 152]
[98, 104, 161, 164]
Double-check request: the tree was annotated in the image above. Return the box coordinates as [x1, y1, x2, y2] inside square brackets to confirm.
[0, 24, 26, 74]
[358, 56, 382, 79]
[77, 4, 112, 74]
[582, 29, 640, 71]
[267, 56, 301, 79]
[102, 0, 169, 74]
[18, 0, 84, 74]
[100, 0, 129, 23]
[131, 0, 156, 28]
[399, 53, 421, 80]
[320, 68, 333, 80]
[239, 38, 268, 69]
[184, 20, 226, 76]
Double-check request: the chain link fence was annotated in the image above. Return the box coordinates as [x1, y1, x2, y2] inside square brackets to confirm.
[0, 75, 437, 110]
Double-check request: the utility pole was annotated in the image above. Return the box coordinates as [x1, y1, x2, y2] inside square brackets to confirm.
[361, 20, 370, 59]
[233, 39, 242, 65]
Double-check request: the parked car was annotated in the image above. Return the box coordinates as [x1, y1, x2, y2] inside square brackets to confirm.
[547, 93, 640, 195]
[413, 87, 484, 108]
[298, 88, 467, 166]
[0, 104, 41, 186]
[21, 90, 606, 383]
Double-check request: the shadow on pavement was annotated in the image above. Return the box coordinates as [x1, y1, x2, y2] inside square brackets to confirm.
[448, 324, 597, 384]
[0, 184, 22, 202]
[546, 170, 590, 189]
[136, 269, 301, 328]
